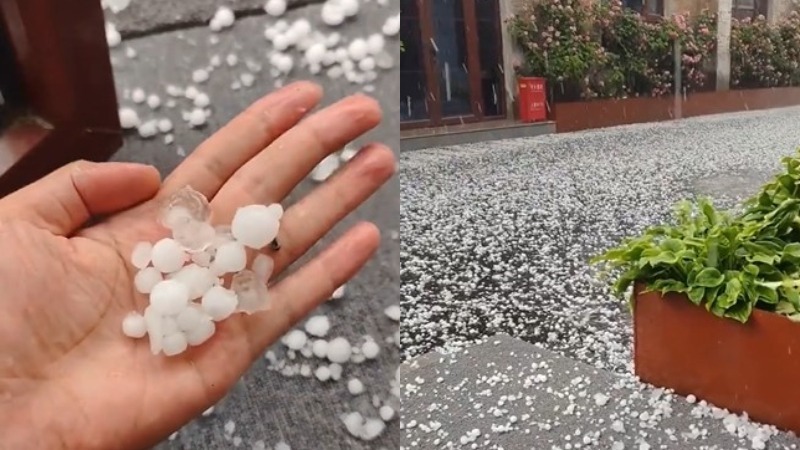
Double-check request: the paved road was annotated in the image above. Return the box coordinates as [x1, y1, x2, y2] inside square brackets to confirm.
[107, 2, 400, 449]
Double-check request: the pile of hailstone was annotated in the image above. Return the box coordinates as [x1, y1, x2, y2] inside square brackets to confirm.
[122, 186, 282, 356]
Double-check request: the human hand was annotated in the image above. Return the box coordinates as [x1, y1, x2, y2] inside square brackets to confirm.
[0, 82, 395, 450]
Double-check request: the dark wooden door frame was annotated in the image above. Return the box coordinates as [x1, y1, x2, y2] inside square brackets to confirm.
[0, 0, 122, 197]
[401, 0, 506, 130]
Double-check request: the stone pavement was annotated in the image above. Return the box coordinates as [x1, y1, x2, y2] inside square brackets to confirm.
[105, 2, 399, 449]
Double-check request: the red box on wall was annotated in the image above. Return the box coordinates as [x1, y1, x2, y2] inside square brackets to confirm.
[518, 77, 547, 123]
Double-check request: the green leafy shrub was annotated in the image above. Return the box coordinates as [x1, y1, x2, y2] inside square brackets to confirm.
[593, 150, 800, 323]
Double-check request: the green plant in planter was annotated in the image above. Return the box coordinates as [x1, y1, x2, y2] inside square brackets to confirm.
[593, 149, 800, 323]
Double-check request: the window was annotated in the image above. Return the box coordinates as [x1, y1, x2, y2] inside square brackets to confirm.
[733, 0, 768, 20]
[622, 0, 664, 17]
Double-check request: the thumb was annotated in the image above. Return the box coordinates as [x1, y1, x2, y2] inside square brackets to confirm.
[0, 160, 161, 235]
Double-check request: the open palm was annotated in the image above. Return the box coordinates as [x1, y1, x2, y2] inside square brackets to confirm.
[0, 82, 395, 450]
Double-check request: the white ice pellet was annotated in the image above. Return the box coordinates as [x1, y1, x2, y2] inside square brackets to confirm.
[138, 120, 158, 139]
[274, 442, 290, 450]
[282, 330, 308, 350]
[310, 154, 340, 181]
[135, 267, 163, 294]
[360, 418, 385, 441]
[194, 92, 210, 108]
[188, 108, 207, 127]
[122, 312, 148, 338]
[252, 254, 275, 281]
[151, 238, 186, 273]
[231, 204, 281, 249]
[184, 86, 199, 99]
[240, 72, 255, 87]
[383, 304, 400, 321]
[375, 51, 394, 69]
[192, 69, 209, 84]
[305, 43, 327, 66]
[312, 339, 329, 358]
[132, 88, 146, 103]
[382, 13, 399, 36]
[348, 38, 369, 61]
[358, 57, 375, 72]
[106, 22, 121, 47]
[157, 118, 173, 133]
[379, 405, 395, 421]
[173, 221, 216, 253]
[329, 363, 343, 380]
[162, 332, 188, 356]
[201, 285, 239, 321]
[131, 241, 153, 269]
[150, 280, 191, 316]
[347, 378, 364, 395]
[321, 2, 346, 26]
[185, 316, 215, 346]
[175, 306, 206, 332]
[231, 270, 269, 313]
[327, 337, 352, 363]
[211, 241, 247, 274]
[305, 315, 331, 337]
[315, 365, 331, 381]
[361, 340, 380, 359]
[171, 264, 216, 299]
[147, 94, 161, 109]
[265, 0, 287, 16]
[330, 284, 346, 300]
[366, 33, 385, 55]
[119, 108, 140, 129]
[210, 7, 235, 31]
[226, 53, 239, 66]
[342, 412, 363, 437]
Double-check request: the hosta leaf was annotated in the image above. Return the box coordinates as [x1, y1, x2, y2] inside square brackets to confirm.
[688, 286, 705, 305]
[693, 268, 724, 288]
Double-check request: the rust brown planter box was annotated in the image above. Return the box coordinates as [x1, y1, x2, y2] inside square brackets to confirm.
[635, 284, 800, 433]
[553, 87, 800, 134]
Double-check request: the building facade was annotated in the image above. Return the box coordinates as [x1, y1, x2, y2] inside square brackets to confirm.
[400, 0, 799, 130]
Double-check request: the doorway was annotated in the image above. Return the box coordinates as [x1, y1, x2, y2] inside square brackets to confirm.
[400, 0, 506, 129]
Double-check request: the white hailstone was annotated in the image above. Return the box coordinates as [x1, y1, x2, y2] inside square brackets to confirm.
[162, 332, 188, 356]
[341, 412, 363, 437]
[144, 306, 164, 354]
[358, 57, 375, 72]
[160, 187, 210, 229]
[130, 241, 153, 269]
[175, 306, 206, 332]
[231, 270, 269, 313]
[191, 249, 213, 267]
[383, 305, 400, 321]
[326, 32, 341, 47]
[339, 145, 358, 162]
[265, 0, 287, 16]
[146, 94, 161, 109]
[321, 51, 337, 67]
[201, 285, 239, 321]
[360, 419, 385, 441]
[135, 267, 163, 294]
[330, 284, 346, 300]
[150, 280, 191, 316]
[252, 254, 274, 281]
[122, 312, 147, 338]
[340, 0, 359, 17]
[379, 405, 395, 421]
[231, 204, 281, 249]
[138, 120, 158, 139]
[230, 81, 241, 91]
[326, 66, 343, 79]
[184, 85, 199, 99]
[594, 393, 610, 406]
[151, 238, 186, 273]
[361, 340, 380, 359]
[105, 0, 132, 14]
[282, 330, 308, 350]
[202, 406, 215, 417]
[225, 53, 239, 67]
[275, 54, 294, 74]
[347, 38, 369, 61]
[173, 221, 216, 253]
[611, 442, 625, 450]
[131, 88, 146, 103]
[382, 13, 399, 36]
[299, 364, 312, 377]
[240, 72, 255, 87]
[209, 54, 222, 67]
[106, 22, 121, 47]
[314, 365, 331, 381]
[166, 85, 183, 97]
[171, 264, 216, 299]
[194, 92, 210, 108]
[304, 315, 330, 337]
[274, 442, 290, 450]
[366, 33, 385, 55]
[210, 7, 235, 31]
[272, 34, 290, 51]
[347, 378, 364, 395]
[118, 108, 140, 129]
[185, 315, 215, 346]
[192, 69, 209, 84]
[157, 118, 173, 133]
[687, 394, 697, 403]
[321, 2, 345, 26]
[327, 337, 352, 363]
[305, 43, 327, 66]
[310, 154, 340, 181]
[375, 51, 394, 69]
[329, 363, 343, 380]
[188, 108, 207, 127]
[312, 339, 328, 358]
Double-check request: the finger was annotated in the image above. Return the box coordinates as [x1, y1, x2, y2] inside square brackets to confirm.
[162, 81, 323, 198]
[267, 143, 395, 276]
[210, 94, 382, 221]
[243, 221, 381, 354]
[0, 161, 161, 235]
